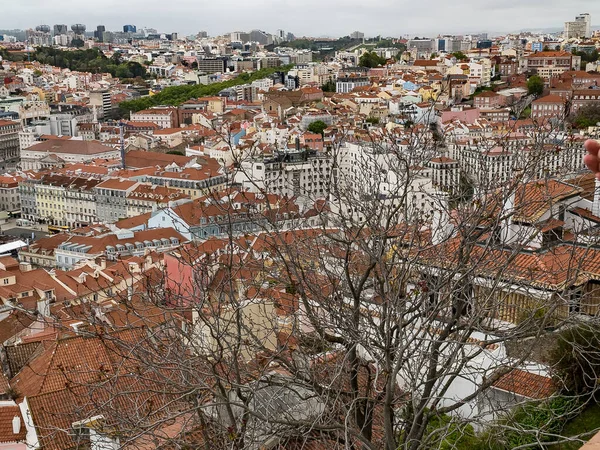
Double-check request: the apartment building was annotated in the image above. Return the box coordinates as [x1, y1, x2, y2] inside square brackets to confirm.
[0, 119, 22, 170]
[19, 176, 41, 222]
[523, 51, 581, 80]
[197, 58, 227, 74]
[129, 107, 179, 129]
[0, 175, 22, 214]
[235, 148, 333, 199]
[336, 75, 370, 94]
[473, 91, 505, 109]
[334, 141, 437, 221]
[570, 89, 600, 115]
[126, 184, 190, 218]
[428, 157, 460, 195]
[94, 179, 140, 223]
[531, 95, 567, 121]
[34, 174, 70, 226]
[64, 177, 102, 227]
[49, 227, 186, 269]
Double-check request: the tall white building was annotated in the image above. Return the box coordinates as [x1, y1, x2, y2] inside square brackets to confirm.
[234, 148, 333, 200]
[564, 13, 591, 39]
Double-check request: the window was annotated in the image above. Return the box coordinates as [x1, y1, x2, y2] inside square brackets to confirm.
[3, 278, 8, 285]
[569, 286, 583, 314]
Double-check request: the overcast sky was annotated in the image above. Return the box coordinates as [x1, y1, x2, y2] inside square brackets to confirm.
[1, 0, 599, 38]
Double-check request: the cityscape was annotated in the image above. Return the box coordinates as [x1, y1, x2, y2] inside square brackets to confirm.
[1, 6, 600, 450]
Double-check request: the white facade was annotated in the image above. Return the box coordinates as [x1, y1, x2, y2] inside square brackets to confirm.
[234, 150, 333, 200]
[20, 146, 119, 171]
[333, 142, 437, 222]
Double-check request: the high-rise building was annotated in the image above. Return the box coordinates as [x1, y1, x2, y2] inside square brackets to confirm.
[407, 38, 435, 57]
[53, 24, 68, 35]
[350, 31, 365, 39]
[123, 24, 137, 33]
[27, 26, 52, 46]
[94, 25, 106, 42]
[89, 91, 112, 119]
[197, 31, 208, 38]
[564, 13, 591, 39]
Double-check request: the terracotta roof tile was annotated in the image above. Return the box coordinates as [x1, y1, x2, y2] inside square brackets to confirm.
[0, 405, 26, 443]
[493, 368, 556, 399]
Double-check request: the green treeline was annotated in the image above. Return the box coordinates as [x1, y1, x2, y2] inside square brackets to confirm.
[32, 47, 148, 79]
[117, 65, 293, 116]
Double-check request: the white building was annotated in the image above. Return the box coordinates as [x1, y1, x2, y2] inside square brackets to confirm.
[564, 13, 591, 39]
[332, 141, 438, 222]
[20, 139, 120, 171]
[234, 148, 333, 200]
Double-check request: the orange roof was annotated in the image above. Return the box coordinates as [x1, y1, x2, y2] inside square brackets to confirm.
[96, 178, 138, 190]
[532, 94, 565, 104]
[526, 51, 571, 58]
[493, 369, 555, 399]
[0, 406, 26, 443]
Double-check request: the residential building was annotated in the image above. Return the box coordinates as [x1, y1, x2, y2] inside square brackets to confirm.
[149, 191, 300, 240]
[64, 177, 102, 227]
[479, 108, 511, 122]
[523, 51, 581, 80]
[336, 75, 370, 94]
[94, 178, 140, 224]
[564, 13, 591, 39]
[407, 39, 435, 58]
[197, 58, 227, 74]
[473, 91, 505, 109]
[570, 89, 600, 115]
[531, 94, 567, 121]
[428, 157, 460, 195]
[235, 147, 333, 199]
[18, 175, 41, 222]
[34, 175, 71, 226]
[0, 119, 21, 170]
[130, 107, 179, 129]
[89, 91, 112, 119]
[0, 175, 22, 214]
[20, 139, 120, 171]
[54, 228, 185, 269]
[126, 184, 190, 218]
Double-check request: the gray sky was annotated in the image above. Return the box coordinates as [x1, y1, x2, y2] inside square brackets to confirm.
[1, 0, 599, 38]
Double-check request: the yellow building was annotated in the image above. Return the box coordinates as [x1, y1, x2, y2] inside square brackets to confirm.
[35, 174, 69, 226]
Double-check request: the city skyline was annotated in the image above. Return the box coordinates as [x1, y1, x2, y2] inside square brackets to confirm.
[1, 0, 599, 38]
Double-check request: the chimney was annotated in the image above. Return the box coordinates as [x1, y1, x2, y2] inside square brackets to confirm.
[593, 179, 600, 218]
[19, 262, 33, 272]
[12, 416, 21, 435]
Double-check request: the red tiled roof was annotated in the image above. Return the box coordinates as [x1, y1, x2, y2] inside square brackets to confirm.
[532, 95, 566, 104]
[493, 368, 556, 399]
[0, 406, 26, 443]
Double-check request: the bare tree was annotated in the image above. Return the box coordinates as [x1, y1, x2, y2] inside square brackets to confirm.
[11, 108, 600, 450]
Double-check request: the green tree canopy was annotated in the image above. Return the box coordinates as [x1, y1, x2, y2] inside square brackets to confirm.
[570, 104, 600, 129]
[117, 65, 293, 117]
[358, 51, 387, 68]
[451, 51, 467, 61]
[527, 75, 544, 97]
[70, 38, 84, 48]
[320, 79, 336, 92]
[31, 47, 148, 80]
[307, 120, 328, 136]
[550, 324, 600, 395]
